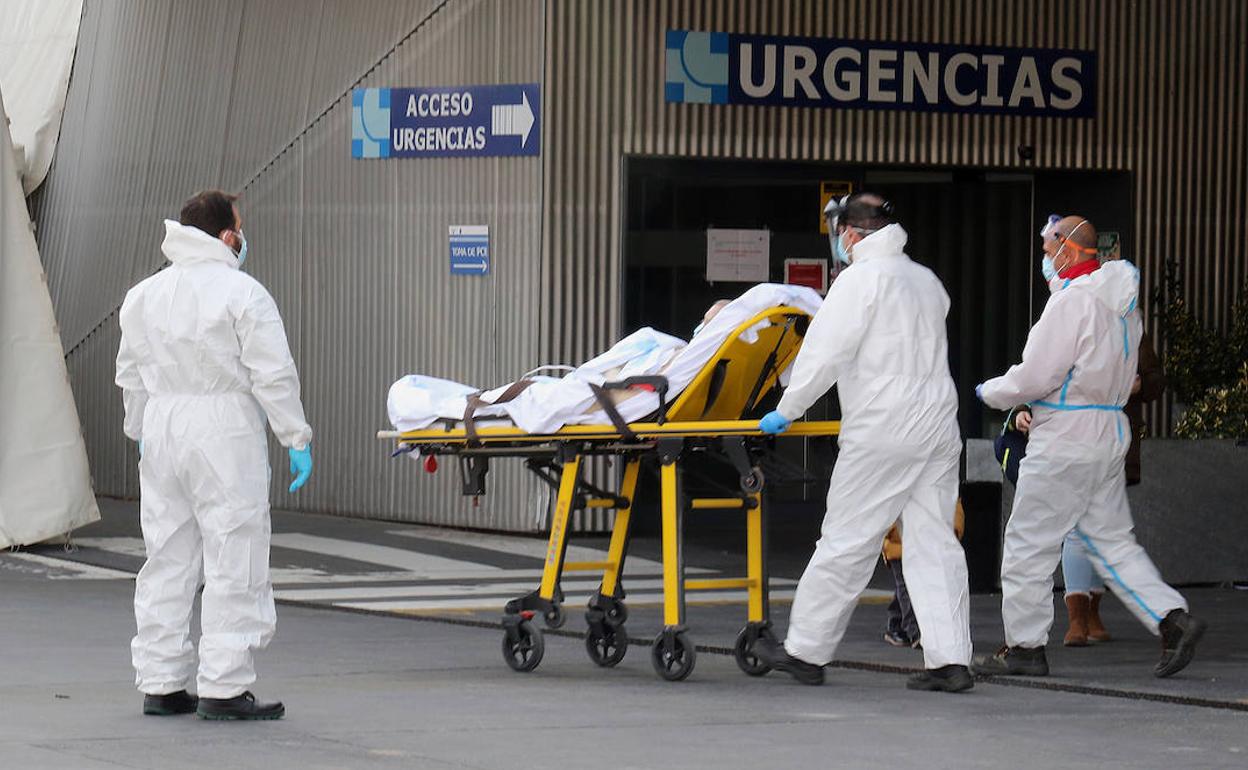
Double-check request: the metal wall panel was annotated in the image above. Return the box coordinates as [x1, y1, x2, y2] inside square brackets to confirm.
[36, 0, 548, 530]
[543, 0, 1248, 435]
[33, 0, 1248, 533]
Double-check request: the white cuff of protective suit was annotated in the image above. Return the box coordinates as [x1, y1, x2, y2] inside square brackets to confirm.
[283, 429, 313, 451]
[978, 380, 1019, 411]
[774, 399, 807, 423]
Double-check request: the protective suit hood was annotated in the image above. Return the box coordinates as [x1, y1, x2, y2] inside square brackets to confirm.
[1071, 259, 1139, 318]
[847, 223, 908, 263]
[161, 219, 240, 269]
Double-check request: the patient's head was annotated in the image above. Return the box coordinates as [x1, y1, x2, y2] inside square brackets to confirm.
[694, 299, 732, 336]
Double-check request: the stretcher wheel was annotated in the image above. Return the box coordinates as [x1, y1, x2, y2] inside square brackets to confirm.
[585, 625, 628, 667]
[543, 604, 566, 629]
[650, 630, 696, 681]
[502, 620, 544, 672]
[733, 626, 775, 676]
[740, 468, 764, 494]
[607, 602, 628, 625]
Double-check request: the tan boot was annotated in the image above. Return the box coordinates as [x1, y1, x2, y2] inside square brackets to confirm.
[1063, 593, 1090, 647]
[1087, 591, 1112, 642]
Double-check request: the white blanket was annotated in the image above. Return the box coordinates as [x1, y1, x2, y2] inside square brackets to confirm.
[387, 283, 823, 434]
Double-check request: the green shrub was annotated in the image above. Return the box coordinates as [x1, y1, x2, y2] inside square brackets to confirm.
[1152, 261, 1248, 438]
[1175, 363, 1248, 439]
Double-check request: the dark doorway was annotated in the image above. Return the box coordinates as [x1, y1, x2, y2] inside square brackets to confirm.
[622, 157, 1133, 441]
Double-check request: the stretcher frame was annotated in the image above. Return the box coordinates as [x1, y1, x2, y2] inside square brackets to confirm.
[379, 306, 840, 681]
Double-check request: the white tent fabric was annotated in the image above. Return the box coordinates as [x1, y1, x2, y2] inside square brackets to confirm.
[0, 86, 98, 547]
[0, 0, 82, 194]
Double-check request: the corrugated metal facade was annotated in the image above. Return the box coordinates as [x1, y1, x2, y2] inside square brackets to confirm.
[542, 0, 1248, 438]
[35, 0, 549, 530]
[32, 0, 1247, 532]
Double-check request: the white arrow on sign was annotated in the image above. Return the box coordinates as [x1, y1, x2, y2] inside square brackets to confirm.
[455, 260, 488, 273]
[490, 92, 535, 147]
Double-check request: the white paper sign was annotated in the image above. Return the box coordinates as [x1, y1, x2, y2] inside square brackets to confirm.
[706, 228, 769, 283]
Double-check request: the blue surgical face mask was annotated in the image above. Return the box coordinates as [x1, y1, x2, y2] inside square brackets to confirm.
[233, 230, 248, 266]
[1040, 255, 1057, 282]
[831, 231, 851, 265]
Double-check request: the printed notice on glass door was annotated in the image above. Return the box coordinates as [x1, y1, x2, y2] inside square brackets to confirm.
[706, 228, 770, 283]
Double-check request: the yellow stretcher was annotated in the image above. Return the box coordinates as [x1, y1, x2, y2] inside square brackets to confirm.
[379, 306, 839, 681]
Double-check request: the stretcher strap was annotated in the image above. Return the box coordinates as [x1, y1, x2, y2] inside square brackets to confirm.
[587, 383, 638, 442]
[463, 379, 534, 445]
[740, 318, 793, 418]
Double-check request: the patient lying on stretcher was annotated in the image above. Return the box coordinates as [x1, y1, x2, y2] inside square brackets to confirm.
[386, 283, 823, 435]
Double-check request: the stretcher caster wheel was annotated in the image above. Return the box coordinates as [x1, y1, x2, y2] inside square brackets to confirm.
[740, 468, 764, 494]
[502, 620, 544, 672]
[543, 604, 566, 629]
[651, 630, 696, 681]
[733, 625, 776, 676]
[606, 601, 628, 625]
[585, 625, 628, 667]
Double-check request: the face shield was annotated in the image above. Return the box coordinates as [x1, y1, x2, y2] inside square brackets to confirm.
[824, 195, 849, 259]
[1040, 213, 1062, 241]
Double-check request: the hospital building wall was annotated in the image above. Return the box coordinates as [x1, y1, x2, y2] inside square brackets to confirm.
[542, 0, 1248, 438]
[32, 0, 552, 531]
[30, 0, 1248, 534]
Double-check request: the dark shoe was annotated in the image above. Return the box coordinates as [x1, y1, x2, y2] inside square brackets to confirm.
[143, 689, 198, 716]
[1063, 593, 1091, 647]
[907, 664, 974, 693]
[971, 645, 1049, 676]
[196, 691, 285, 721]
[1086, 592, 1112, 642]
[1154, 610, 1206, 678]
[755, 637, 825, 686]
[883, 630, 911, 647]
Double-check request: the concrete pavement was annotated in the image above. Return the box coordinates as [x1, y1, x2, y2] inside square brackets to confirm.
[2, 497, 1246, 768]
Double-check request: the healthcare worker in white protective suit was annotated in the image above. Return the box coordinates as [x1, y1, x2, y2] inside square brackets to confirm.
[116, 190, 313, 720]
[755, 193, 974, 693]
[972, 214, 1205, 679]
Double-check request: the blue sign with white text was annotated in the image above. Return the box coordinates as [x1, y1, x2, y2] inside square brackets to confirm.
[665, 30, 1096, 118]
[449, 226, 490, 276]
[352, 84, 541, 159]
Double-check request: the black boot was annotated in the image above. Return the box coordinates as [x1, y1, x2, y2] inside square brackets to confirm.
[196, 691, 285, 721]
[1154, 609, 1206, 678]
[907, 664, 974, 692]
[971, 645, 1049, 676]
[142, 689, 198, 716]
[755, 637, 825, 686]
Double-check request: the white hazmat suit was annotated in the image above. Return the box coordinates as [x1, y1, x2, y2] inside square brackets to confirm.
[116, 220, 312, 698]
[776, 224, 972, 670]
[980, 259, 1185, 648]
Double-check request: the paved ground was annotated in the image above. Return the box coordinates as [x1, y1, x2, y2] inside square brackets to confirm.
[2, 498, 1246, 768]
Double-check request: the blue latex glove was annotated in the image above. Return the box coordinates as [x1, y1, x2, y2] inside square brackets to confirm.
[138, 440, 144, 458]
[288, 445, 313, 493]
[975, 383, 985, 402]
[758, 410, 792, 435]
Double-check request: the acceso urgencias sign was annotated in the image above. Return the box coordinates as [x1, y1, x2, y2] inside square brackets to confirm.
[352, 84, 541, 159]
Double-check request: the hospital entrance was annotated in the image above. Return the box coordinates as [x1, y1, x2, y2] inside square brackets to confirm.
[622, 157, 1133, 587]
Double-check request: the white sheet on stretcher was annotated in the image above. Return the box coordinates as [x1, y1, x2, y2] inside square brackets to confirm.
[386, 283, 824, 434]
